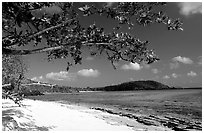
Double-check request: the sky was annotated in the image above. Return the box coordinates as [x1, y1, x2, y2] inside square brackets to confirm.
[23, 2, 202, 88]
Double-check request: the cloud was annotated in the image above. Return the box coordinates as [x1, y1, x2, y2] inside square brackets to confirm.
[163, 75, 170, 79]
[172, 73, 179, 78]
[121, 62, 142, 71]
[172, 56, 193, 64]
[170, 62, 179, 69]
[77, 69, 100, 77]
[178, 2, 202, 16]
[198, 56, 202, 65]
[141, 62, 151, 69]
[129, 78, 134, 81]
[46, 71, 76, 81]
[151, 68, 159, 74]
[31, 76, 42, 81]
[32, 5, 62, 18]
[170, 56, 193, 69]
[187, 71, 197, 77]
[31, 76, 48, 83]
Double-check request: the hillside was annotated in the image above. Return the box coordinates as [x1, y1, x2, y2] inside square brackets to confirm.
[19, 79, 173, 96]
[88, 80, 170, 91]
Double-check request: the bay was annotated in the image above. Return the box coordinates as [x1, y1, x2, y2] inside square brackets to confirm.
[28, 89, 202, 130]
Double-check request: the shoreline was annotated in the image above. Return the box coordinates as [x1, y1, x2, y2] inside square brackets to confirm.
[2, 98, 170, 131]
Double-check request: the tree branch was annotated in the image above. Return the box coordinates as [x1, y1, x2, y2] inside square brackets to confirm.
[2, 84, 11, 88]
[3, 42, 116, 55]
[3, 41, 132, 61]
[2, 46, 65, 55]
[28, 18, 75, 39]
[3, 18, 75, 47]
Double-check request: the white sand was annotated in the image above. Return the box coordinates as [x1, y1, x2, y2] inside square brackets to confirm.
[2, 99, 170, 131]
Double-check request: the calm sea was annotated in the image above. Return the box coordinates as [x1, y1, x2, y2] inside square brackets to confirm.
[28, 89, 202, 122]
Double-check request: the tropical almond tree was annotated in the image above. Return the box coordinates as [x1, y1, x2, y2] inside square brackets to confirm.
[2, 2, 183, 70]
[2, 2, 183, 105]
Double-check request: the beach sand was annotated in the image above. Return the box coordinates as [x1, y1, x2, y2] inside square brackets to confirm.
[2, 99, 170, 131]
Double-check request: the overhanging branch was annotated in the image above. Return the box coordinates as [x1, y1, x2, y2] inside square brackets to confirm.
[28, 18, 75, 39]
[3, 41, 133, 63]
[2, 46, 65, 55]
[3, 18, 75, 47]
[3, 42, 114, 55]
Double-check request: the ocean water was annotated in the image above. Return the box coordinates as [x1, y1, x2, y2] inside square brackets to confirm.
[28, 89, 202, 130]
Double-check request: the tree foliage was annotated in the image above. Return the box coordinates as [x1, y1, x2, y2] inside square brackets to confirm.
[2, 55, 28, 105]
[2, 2, 183, 70]
[2, 55, 27, 84]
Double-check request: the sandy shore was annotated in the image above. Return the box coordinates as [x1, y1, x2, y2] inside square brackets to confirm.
[2, 99, 170, 131]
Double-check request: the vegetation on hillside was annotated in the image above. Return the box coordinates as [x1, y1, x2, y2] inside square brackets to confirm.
[95, 80, 170, 91]
[20, 80, 170, 95]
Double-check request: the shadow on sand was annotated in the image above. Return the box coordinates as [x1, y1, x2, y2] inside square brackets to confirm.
[2, 108, 54, 131]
